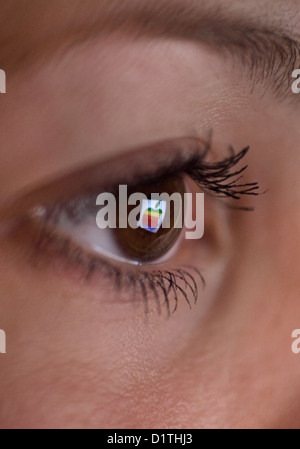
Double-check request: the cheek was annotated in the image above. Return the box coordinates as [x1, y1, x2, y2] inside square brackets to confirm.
[0, 247, 207, 428]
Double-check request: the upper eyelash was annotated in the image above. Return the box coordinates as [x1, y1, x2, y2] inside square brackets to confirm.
[185, 144, 260, 200]
[129, 139, 260, 202]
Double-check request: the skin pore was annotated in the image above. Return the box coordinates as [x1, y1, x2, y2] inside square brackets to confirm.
[0, 0, 300, 428]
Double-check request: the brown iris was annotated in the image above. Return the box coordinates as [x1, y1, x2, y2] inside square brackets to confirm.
[115, 176, 185, 262]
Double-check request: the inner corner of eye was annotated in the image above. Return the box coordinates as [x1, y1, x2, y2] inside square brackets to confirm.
[51, 175, 188, 266]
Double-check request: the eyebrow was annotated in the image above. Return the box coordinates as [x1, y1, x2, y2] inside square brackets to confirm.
[97, 3, 300, 101]
[1, 1, 300, 101]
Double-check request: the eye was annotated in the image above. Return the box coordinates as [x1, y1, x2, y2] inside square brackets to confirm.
[16, 138, 259, 315]
[29, 140, 259, 272]
[34, 175, 188, 266]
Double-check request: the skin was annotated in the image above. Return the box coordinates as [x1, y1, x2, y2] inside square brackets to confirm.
[0, 0, 300, 429]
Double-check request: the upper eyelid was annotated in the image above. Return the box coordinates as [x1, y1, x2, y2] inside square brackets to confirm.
[0, 137, 207, 223]
[33, 142, 260, 231]
[0, 135, 259, 226]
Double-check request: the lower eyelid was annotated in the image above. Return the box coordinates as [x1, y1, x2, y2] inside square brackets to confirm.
[10, 215, 204, 315]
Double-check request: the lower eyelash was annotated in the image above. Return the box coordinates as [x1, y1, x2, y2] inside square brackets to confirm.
[134, 267, 205, 316]
[27, 217, 205, 316]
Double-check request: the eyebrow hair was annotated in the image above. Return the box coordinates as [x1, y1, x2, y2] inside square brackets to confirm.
[1, 1, 300, 100]
[95, 3, 300, 101]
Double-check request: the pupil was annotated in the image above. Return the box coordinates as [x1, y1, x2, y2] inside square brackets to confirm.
[115, 176, 185, 262]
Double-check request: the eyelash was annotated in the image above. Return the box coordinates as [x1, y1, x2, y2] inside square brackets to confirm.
[27, 142, 259, 316]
